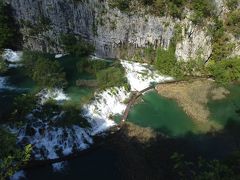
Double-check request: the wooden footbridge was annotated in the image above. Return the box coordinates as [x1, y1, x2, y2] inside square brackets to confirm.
[121, 86, 155, 122]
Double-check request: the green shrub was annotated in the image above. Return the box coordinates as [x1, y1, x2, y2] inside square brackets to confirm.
[61, 34, 95, 57]
[96, 62, 129, 89]
[226, 0, 239, 10]
[0, 0, 21, 49]
[154, 47, 183, 77]
[0, 128, 32, 180]
[208, 57, 240, 84]
[11, 94, 37, 122]
[225, 10, 240, 38]
[76, 58, 109, 75]
[22, 51, 67, 88]
[109, 0, 131, 12]
[0, 57, 7, 73]
[209, 19, 235, 62]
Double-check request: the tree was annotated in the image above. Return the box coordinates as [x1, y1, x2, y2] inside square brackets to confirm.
[208, 57, 240, 84]
[61, 34, 95, 57]
[96, 63, 129, 89]
[154, 47, 183, 77]
[0, 128, 32, 180]
[0, 0, 20, 50]
[32, 57, 67, 88]
[0, 57, 7, 73]
[22, 51, 67, 88]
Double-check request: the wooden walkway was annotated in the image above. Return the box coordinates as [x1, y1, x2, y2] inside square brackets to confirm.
[121, 80, 182, 122]
[121, 86, 155, 122]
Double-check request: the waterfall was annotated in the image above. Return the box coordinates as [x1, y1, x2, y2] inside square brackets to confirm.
[2, 49, 23, 62]
[121, 60, 173, 91]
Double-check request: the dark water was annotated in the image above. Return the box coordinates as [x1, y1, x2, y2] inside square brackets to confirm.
[27, 148, 121, 180]
[0, 67, 34, 120]
[208, 84, 240, 126]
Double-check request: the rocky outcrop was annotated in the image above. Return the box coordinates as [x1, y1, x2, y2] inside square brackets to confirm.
[175, 19, 212, 62]
[7, 0, 174, 60]
[6, 0, 238, 61]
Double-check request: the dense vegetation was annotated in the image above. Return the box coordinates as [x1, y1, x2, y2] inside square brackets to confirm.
[61, 34, 95, 57]
[96, 62, 129, 90]
[208, 57, 240, 84]
[76, 58, 109, 75]
[22, 51, 67, 88]
[171, 151, 240, 179]
[110, 0, 215, 24]
[0, 128, 31, 180]
[0, 0, 21, 50]
[0, 57, 7, 73]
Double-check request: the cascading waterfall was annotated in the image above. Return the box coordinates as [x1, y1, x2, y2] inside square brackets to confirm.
[5, 51, 173, 177]
[2, 49, 23, 63]
[37, 88, 70, 105]
[82, 87, 130, 135]
[121, 60, 173, 91]
[0, 76, 7, 89]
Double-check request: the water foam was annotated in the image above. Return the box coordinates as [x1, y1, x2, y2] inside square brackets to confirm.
[121, 60, 174, 91]
[37, 88, 70, 104]
[82, 87, 130, 135]
[10, 170, 25, 180]
[9, 59, 173, 173]
[2, 49, 22, 62]
[16, 111, 93, 171]
[0, 76, 7, 89]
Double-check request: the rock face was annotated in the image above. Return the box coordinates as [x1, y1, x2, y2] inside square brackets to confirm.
[6, 0, 236, 61]
[175, 20, 212, 62]
[8, 0, 175, 60]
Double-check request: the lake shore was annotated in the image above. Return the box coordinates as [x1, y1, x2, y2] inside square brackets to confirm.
[156, 79, 230, 130]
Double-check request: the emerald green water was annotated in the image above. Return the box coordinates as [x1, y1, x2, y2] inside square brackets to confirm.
[128, 91, 197, 136]
[208, 84, 240, 126]
[0, 55, 95, 120]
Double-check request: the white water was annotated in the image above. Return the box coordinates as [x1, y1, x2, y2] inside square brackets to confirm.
[17, 122, 93, 171]
[0, 76, 7, 89]
[10, 170, 25, 180]
[37, 88, 70, 105]
[55, 54, 68, 59]
[82, 87, 130, 135]
[121, 60, 174, 91]
[2, 49, 22, 62]
[8, 63, 23, 68]
[6, 58, 173, 174]
[0, 76, 16, 90]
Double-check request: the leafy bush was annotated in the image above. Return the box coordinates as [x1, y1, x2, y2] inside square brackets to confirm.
[154, 47, 183, 77]
[76, 58, 109, 75]
[96, 62, 129, 89]
[190, 0, 215, 24]
[0, 57, 7, 73]
[0, 0, 21, 50]
[0, 128, 32, 179]
[11, 94, 37, 122]
[225, 10, 240, 38]
[109, 0, 215, 20]
[22, 51, 67, 88]
[226, 0, 239, 10]
[109, 0, 131, 12]
[61, 34, 95, 57]
[208, 57, 240, 84]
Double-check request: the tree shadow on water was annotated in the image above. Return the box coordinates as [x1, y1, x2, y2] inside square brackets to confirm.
[110, 117, 240, 180]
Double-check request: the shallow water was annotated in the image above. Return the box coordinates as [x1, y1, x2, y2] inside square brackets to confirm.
[128, 91, 197, 136]
[208, 84, 240, 126]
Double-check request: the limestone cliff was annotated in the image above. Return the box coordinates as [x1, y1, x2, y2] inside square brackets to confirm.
[6, 0, 239, 61]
